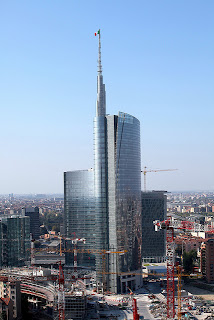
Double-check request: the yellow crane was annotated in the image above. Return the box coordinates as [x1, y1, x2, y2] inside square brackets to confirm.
[31, 245, 126, 292]
[141, 166, 178, 191]
[176, 266, 203, 320]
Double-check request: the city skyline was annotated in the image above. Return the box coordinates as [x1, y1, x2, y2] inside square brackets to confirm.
[0, 0, 213, 193]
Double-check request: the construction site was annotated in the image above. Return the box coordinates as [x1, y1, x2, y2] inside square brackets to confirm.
[0, 215, 214, 320]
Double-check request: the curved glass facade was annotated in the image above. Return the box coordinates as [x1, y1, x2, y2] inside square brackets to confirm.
[64, 170, 95, 267]
[107, 112, 142, 292]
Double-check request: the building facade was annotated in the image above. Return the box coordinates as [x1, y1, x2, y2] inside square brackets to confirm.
[106, 113, 142, 293]
[0, 280, 21, 319]
[0, 297, 13, 320]
[22, 206, 40, 240]
[64, 293, 87, 320]
[0, 216, 30, 267]
[142, 191, 167, 263]
[202, 239, 214, 283]
[64, 170, 95, 267]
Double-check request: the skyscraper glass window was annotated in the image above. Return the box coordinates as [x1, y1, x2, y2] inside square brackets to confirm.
[142, 191, 167, 263]
[0, 216, 30, 267]
[64, 170, 95, 267]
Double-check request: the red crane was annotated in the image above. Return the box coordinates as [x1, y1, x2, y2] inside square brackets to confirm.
[153, 217, 213, 319]
[132, 298, 139, 320]
[71, 237, 86, 278]
[128, 287, 139, 320]
[59, 233, 86, 279]
[58, 261, 65, 320]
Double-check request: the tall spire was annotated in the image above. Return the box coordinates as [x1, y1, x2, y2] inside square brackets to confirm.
[95, 29, 106, 116]
[98, 30, 102, 74]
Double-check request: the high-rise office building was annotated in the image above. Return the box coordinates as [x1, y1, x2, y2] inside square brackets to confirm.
[64, 30, 142, 293]
[64, 169, 95, 267]
[22, 206, 40, 240]
[105, 113, 142, 293]
[0, 216, 30, 267]
[141, 191, 167, 263]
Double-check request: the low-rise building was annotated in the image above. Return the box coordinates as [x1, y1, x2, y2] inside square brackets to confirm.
[0, 297, 13, 320]
[198, 238, 214, 283]
[0, 279, 21, 319]
[64, 292, 86, 320]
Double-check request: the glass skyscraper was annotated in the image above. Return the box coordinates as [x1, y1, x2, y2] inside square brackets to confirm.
[0, 216, 30, 267]
[64, 30, 142, 293]
[142, 191, 166, 263]
[64, 170, 95, 267]
[106, 113, 142, 293]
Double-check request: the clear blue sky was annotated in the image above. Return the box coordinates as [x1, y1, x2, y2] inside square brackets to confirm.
[0, 0, 213, 194]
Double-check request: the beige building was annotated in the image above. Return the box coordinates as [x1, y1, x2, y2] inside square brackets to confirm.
[0, 280, 21, 319]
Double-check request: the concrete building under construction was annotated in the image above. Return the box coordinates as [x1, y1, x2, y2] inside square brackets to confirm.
[64, 292, 86, 320]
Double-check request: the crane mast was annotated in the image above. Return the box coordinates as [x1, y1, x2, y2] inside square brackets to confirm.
[166, 226, 175, 318]
[58, 261, 65, 320]
[154, 217, 214, 319]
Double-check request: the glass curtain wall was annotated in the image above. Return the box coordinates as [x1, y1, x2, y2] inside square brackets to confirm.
[0, 216, 30, 267]
[64, 170, 95, 267]
[142, 191, 166, 262]
[107, 112, 142, 293]
[93, 116, 109, 284]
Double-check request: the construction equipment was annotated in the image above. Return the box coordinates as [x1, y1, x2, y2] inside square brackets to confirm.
[127, 287, 139, 320]
[154, 217, 213, 319]
[58, 235, 86, 278]
[132, 298, 139, 320]
[141, 167, 178, 191]
[58, 261, 65, 320]
[71, 237, 86, 278]
[32, 245, 126, 291]
[176, 265, 182, 320]
[99, 249, 127, 292]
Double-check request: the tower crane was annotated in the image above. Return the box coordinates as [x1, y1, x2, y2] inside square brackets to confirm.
[34, 245, 126, 291]
[100, 249, 127, 292]
[141, 167, 178, 191]
[57, 261, 65, 320]
[59, 234, 86, 278]
[128, 287, 139, 320]
[153, 217, 214, 319]
[71, 237, 86, 278]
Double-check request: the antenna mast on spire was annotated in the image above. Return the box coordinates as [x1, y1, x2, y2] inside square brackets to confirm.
[98, 29, 102, 74]
[95, 29, 106, 116]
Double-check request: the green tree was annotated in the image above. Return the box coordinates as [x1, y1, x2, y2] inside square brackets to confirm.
[183, 250, 197, 274]
[40, 212, 63, 232]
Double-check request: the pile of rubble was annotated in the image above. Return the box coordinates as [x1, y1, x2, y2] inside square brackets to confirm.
[148, 300, 167, 319]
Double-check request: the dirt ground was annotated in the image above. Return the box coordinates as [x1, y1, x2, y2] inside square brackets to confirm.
[183, 284, 214, 301]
